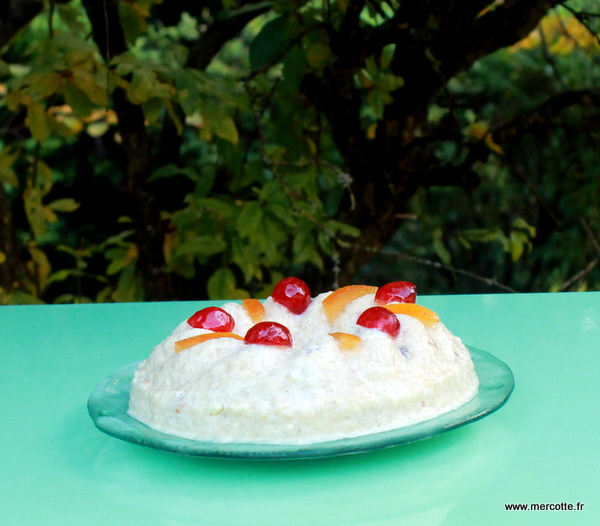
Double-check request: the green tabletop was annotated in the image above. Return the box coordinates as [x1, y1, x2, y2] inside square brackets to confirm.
[2, 292, 598, 525]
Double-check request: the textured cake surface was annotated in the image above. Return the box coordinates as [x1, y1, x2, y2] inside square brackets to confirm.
[128, 286, 479, 445]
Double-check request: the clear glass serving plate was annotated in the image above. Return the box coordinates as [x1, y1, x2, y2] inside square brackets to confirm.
[88, 347, 514, 460]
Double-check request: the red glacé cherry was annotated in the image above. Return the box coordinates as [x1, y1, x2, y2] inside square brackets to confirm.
[244, 321, 293, 347]
[356, 307, 401, 338]
[272, 277, 312, 315]
[375, 281, 417, 304]
[187, 307, 234, 332]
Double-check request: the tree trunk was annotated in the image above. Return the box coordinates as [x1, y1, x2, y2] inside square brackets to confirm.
[0, 185, 29, 294]
[82, 0, 173, 300]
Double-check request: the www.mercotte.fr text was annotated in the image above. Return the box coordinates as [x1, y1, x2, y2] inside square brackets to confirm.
[505, 502, 584, 511]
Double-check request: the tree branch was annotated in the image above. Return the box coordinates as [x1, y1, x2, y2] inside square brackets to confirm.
[187, 3, 272, 70]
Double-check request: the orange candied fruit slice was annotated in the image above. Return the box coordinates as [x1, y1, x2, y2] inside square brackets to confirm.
[242, 298, 265, 323]
[383, 303, 440, 327]
[174, 332, 243, 353]
[322, 285, 378, 324]
[329, 332, 363, 350]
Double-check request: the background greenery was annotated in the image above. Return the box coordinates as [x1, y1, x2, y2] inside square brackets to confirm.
[0, 0, 599, 304]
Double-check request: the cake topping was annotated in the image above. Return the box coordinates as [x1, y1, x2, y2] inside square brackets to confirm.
[383, 303, 440, 327]
[188, 307, 235, 332]
[329, 332, 363, 350]
[356, 306, 401, 337]
[175, 332, 243, 352]
[322, 284, 378, 323]
[272, 277, 312, 315]
[244, 321, 293, 347]
[241, 298, 266, 323]
[375, 281, 417, 304]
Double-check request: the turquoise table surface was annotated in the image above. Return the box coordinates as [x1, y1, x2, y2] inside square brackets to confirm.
[1, 292, 599, 525]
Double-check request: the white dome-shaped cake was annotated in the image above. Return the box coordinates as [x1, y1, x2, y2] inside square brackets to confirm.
[128, 279, 479, 445]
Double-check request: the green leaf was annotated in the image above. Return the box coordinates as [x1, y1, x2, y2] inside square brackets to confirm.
[23, 186, 49, 238]
[512, 217, 536, 238]
[197, 197, 236, 219]
[149, 164, 183, 181]
[249, 16, 290, 70]
[213, 115, 238, 144]
[377, 72, 404, 92]
[112, 263, 144, 302]
[380, 44, 396, 69]
[127, 69, 156, 105]
[432, 228, 452, 265]
[64, 83, 95, 117]
[207, 268, 249, 300]
[237, 201, 263, 238]
[176, 236, 227, 256]
[0, 147, 20, 187]
[509, 231, 530, 262]
[57, 4, 89, 34]
[461, 228, 502, 243]
[7, 291, 45, 305]
[46, 268, 76, 285]
[232, 238, 256, 283]
[292, 230, 323, 270]
[71, 70, 108, 107]
[323, 220, 360, 237]
[281, 45, 308, 95]
[27, 102, 50, 141]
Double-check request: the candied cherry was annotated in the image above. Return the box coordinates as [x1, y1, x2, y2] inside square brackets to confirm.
[187, 307, 234, 332]
[356, 307, 401, 338]
[272, 277, 312, 315]
[244, 321, 293, 347]
[375, 281, 417, 304]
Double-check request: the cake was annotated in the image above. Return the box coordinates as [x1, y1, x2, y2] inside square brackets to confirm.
[127, 278, 479, 445]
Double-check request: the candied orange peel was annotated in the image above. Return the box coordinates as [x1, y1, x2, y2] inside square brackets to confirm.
[383, 303, 440, 327]
[322, 285, 378, 324]
[174, 332, 243, 352]
[329, 332, 363, 350]
[242, 298, 265, 323]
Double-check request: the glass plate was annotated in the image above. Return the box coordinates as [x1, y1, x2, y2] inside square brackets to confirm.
[88, 347, 514, 460]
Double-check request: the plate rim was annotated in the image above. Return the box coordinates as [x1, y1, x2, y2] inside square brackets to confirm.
[88, 346, 514, 460]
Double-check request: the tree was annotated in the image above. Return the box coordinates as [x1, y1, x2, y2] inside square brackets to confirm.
[0, 0, 598, 303]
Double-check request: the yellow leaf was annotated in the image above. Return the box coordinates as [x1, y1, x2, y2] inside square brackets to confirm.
[27, 244, 51, 291]
[306, 43, 331, 69]
[86, 121, 109, 137]
[467, 122, 503, 154]
[367, 122, 377, 139]
[35, 159, 54, 196]
[0, 147, 20, 187]
[71, 70, 108, 106]
[23, 187, 49, 238]
[356, 69, 373, 89]
[0, 252, 6, 264]
[48, 198, 80, 212]
[42, 206, 59, 223]
[29, 72, 64, 98]
[165, 99, 183, 135]
[467, 122, 488, 139]
[127, 69, 156, 105]
[27, 101, 51, 141]
[5, 90, 31, 111]
[485, 134, 504, 154]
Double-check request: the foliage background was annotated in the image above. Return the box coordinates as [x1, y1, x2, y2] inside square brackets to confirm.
[0, 0, 599, 304]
